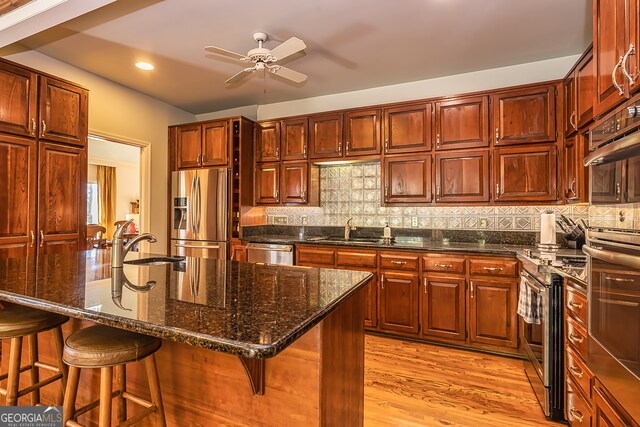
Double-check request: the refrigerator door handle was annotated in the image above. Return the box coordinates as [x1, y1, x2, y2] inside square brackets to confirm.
[174, 243, 222, 249]
[196, 175, 202, 233]
[190, 175, 197, 234]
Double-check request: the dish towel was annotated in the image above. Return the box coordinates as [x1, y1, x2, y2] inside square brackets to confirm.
[517, 275, 542, 324]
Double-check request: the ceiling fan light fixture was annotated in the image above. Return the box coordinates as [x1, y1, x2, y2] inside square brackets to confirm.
[135, 61, 154, 71]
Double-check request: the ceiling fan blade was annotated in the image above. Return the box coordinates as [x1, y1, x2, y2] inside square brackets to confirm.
[204, 45, 246, 60]
[270, 37, 306, 62]
[225, 67, 255, 84]
[271, 66, 307, 83]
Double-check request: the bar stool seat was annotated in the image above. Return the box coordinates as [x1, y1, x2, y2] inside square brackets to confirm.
[0, 303, 69, 406]
[63, 325, 166, 427]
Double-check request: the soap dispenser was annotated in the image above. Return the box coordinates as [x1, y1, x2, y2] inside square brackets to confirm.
[383, 222, 391, 240]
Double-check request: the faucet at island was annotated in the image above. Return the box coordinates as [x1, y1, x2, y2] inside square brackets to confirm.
[111, 220, 157, 268]
[344, 217, 356, 240]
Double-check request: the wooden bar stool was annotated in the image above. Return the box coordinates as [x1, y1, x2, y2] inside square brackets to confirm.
[62, 324, 166, 427]
[0, 303, 69, 405]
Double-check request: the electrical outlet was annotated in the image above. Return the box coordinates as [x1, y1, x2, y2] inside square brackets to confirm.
[479, 218, 488, 228]
[412, 216, 418, 227]
[302, 216, 308, 225]
[273, 215, 287, 225]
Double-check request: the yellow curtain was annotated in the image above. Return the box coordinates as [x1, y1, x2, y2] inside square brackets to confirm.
[97, 165, 117, 239]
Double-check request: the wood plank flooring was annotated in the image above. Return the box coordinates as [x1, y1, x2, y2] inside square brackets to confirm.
[364, 334, 562, 427]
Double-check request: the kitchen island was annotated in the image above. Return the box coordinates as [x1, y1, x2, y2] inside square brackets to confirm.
[0, 250, 372, 426]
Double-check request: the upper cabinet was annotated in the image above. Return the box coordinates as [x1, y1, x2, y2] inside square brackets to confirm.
[39, 76, 88, 148]
[0, 61, 37, 138]
[492, 84, 557, 146]
[309, 113, 343, 159]
[494, 145, 558, 202]
[435, 96, 489, 150]
[256, 121, 281, 162]
[344, 109, 381, 157]
[564, 46, 595, 135]
[383, 103, 432, 154]
[435, 150, 489, 203]
[255, 163, 280, 205]
[282, 118, 308, 161]
[383, 154, 432, 204]
[176, 120, 229, 169]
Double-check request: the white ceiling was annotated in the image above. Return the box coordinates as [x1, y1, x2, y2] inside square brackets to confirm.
[5, 0, 592, 115]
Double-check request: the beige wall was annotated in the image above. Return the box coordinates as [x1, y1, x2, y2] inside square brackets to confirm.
[4, 50, 196, 251]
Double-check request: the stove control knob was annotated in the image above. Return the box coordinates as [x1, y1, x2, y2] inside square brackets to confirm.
[627, 105, 639, 118]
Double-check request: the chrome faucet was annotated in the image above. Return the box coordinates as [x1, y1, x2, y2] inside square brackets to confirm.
[111, 220, 157, 268]
[345, 217, 356, 240]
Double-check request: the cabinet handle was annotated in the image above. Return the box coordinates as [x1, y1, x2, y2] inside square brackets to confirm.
[569, 365, 584, 378]
[496, 183, 500, 196]
[622, 43, 637, 86]
[436, 185, 441, 196]
[30, 231, 35, 247]
[40, 120, 46, 138]
[301, 189, 306, 200]
[568, 178, 577, 197]
[274, 189, 279, 200]
[338, 141, 342, 154]
[39, 230, 44, 247]
[569, 111, 577, 130]
[390, 260, 406, 265]
[568, 333, 584, 344]
[275, 146, 279, 159]
[436, 133, 440, 148]
[483, 266, 504, 272]
[31, 118, 36, 136]
[470, 281, 474, 299]
[569, 408, 584, 423]
[495, 127, 500, 143]
[303, 144, 307, 158]
[604, 276, 634, 283]
[616, 182, 621, 200]
[613, 55, 625, 95]
[423, 277, 427, 294]
[568, 300, 583, 309]
[384, 138, 389, 152]
[434, 263, 453, 268]
[345, 141, 350, 155]
[384, 186, 388, 199]
[381, 274, 385, 290]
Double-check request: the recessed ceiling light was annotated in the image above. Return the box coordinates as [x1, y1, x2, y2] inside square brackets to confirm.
[135, 62, 154, 70]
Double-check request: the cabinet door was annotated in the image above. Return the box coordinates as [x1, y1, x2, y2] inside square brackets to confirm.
[627, 155, 640, 203]
[494, 145, 557, 202]
[591, 161, 623, 204]
[38, 76, 88, 147]
[176, 125, 202, 169]
[256, 121, 281, 162]
[565, 135, 580, 202]
[202, 120, 228, 166]
[421, 276, 466, 341]
[255, 163, 280, 205]
[435, 150, 489, 203]
[0, 61, 37, 138]
[566, 376, 593, 427]
[576, 47, 595, 128]
[38, 142, 86, 254]
[0, 135, 37, 258]
[282, 118, 308, 161]
[435, 96, 489, 150]
[469, 279, 518, 348]
[492, 85, 556, 145]
[309, 113, 343, 159]
[379, 271, 419, 335]
[364, 273, 378, 328]
[593, 0, 629, 117]
[383, 154, 432, 204]
[564, 72, 578, 136]
[281, 162, 308, 204]
[345, 109, 380, 157]
[383, 103, 431, 154]
[593, 385, 631, 427]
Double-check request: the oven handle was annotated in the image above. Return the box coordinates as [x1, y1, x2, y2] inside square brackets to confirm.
[584, 129, 640, 166]
[583, 245, 640, 270]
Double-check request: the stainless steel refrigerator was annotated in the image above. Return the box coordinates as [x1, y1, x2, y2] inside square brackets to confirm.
[171, 168, 228, 259]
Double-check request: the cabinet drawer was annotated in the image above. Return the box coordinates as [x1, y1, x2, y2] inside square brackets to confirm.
[380, 253, 419, 271]
[468, 257, 518, 277]
[566, 315, 588, 360]
[566, 346, 594, 401]
[566, 287, 588, 325]
[566, 376, 593, 427]
[336, 250, 377, 269]
[422, 255, 466, 275]
[296, 247, 335, 266]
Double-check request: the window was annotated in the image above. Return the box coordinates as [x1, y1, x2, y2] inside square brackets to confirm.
[87, 183, 99, 224]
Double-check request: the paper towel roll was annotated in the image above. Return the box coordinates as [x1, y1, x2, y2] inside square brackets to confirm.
[540, 212, 556, 245]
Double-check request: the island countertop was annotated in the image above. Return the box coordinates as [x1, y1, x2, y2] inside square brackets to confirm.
[0, 250, 372, 358]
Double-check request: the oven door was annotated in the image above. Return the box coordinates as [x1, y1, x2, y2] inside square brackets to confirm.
[583, 241, 640, 423]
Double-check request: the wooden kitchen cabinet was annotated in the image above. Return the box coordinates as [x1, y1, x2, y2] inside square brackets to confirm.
[38, 142, 86, 254]
[564, 133, 589, 203]
[344, 109, 381, 157]
[379, 271, 419, 335]
[494, 145, 558, 202]
[0, 134, 37, 258]
[593, 384, 637, 427]
[256, 121, 281, 162]
[435, 96, 489, 150]
[281, 162, 308, 204]
[435, 150, 489, 203]
[281, 118, 308, 160]
[309, 113, 343, 159]
[566, 376, 593, 427]
[176, 124, 202, 169]
[201, 120, 228, 166]
[383, 103, 432, 154]
[255, 163, 280, 205]
[591, 161, 624, 204]
[421, 276, 466, 341]
[564, 69, 577, 136]
[0, 61, 37, 138]
[468, 278, 518, 348]
[383, 154, 432, 204]
[565, 46, 595, 136]
[38, 76, 88, 148]
[492, 84, 557, 146]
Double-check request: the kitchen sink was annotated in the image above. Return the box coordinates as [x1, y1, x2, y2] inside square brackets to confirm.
[315, 236, 383, 244]
[124, 256, 185, 266]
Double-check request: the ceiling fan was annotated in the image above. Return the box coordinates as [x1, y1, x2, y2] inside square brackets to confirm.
[204, 32, 308, 84]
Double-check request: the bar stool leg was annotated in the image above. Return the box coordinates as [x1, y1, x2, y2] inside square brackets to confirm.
[27, 334, 40, 405]
[115, 365, 126, 423]
[52, 326, 67, 405]
[6, 336, 23, 405]
[145, 355, 166, 427]
[63, 366, 80, 425]
[99, 367, 113, 427]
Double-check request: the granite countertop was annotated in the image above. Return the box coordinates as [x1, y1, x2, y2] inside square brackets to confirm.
[0, 250, 372, 358]
[243, 234, 533, 256]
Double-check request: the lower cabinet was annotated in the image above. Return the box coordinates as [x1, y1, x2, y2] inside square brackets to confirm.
[468, 278, 518, 348]
[379, 271, 419, 335]
[363, 274, 378, 328]
[593, 383, 636, 427]
[421, 276, 466, 341]
[566, 376, 593, 427]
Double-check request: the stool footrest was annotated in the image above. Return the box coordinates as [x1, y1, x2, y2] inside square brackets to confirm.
[122, 391, 153, 409]
[74, 390, 122, 418]
[0, 364, 34, 383]
[117, 406, 156, 427]
[18, 373, 63, 397]
[34, 361, 62, 373]
[65, 420, 83, 427]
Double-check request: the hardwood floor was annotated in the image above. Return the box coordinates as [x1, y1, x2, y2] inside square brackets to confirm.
[364, 334, 561, 427]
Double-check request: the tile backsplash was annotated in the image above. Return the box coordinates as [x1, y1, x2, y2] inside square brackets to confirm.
[265, 163, 589, 231]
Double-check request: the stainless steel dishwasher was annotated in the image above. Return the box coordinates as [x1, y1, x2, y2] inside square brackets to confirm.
[246, 243, 294, 265]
